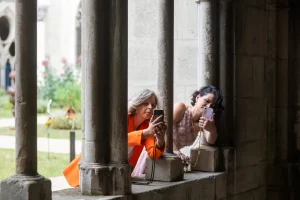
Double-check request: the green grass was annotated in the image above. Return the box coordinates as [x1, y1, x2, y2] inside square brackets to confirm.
[0, 109, 13, 118]
[0, 124, 81, 140]
[0, 148, 70, 181]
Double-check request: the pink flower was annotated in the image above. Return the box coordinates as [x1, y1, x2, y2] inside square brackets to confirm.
[42, 60, 49, 67]
[76, 55, 82, 63]
[61, 57, 68, 65]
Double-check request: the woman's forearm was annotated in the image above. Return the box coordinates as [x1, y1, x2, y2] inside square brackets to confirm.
[204, 128, 217, 144]
[155, 137, 165, 150]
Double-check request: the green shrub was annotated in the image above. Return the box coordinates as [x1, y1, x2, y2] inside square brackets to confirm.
[0, 95, 12, 110]
[53, 81, 81, 112]
[39, 66, 58, 101]
[50, 113, 81, 130]
[37, 99, 48, 114]
[0, 88, 5, 96]
[38, 63, 81, 112]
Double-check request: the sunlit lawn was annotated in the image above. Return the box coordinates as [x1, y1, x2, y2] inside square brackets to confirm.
[0, 148, 70, 181]
[0, 124, 81, 140]
[0, 109, 13, 118]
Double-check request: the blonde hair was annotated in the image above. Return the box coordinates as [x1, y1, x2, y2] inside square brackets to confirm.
[128, 89, 158, 115]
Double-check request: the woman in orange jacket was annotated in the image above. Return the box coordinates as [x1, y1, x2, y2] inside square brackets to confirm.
[63, 89, 166, 187]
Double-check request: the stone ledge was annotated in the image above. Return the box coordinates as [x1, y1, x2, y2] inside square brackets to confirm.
[52, 172, 226, 200]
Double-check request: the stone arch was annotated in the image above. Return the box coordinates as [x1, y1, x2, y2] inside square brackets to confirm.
[9, 41, 15, 57]
[0, 6, 15, 46]
[0, 5, 15, 88]
[0, 16, 9, 41]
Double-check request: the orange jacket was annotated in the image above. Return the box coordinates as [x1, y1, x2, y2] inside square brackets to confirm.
[63, 114, 165, 187]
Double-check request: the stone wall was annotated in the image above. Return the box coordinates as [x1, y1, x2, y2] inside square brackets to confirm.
[128, 1, 271, 199]
[267, 1, 300, 199]
[231, 0, 272, 199]
[128, 0, 198, 104]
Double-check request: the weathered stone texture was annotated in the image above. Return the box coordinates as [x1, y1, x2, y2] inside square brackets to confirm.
[53, 172, 226, 200]
[145, 155, 184, 182]
[174, 40, 198, 84]
[80, 164, 132, 196]
[228, 165, 260, 195]
[236, 141, 266, 168]
[235, 98, 267, 145]
[190, 146, 219, 172]
[216, 173, 227, 200]
[235, 55, 254, 98]
[0, 176, 51, 200]
[174, 0, 198, 40]
[252, 56, 265, 98]
[277, 59, 289, 106]
[228, 187, 265, 200]
[234, 4, 268, 57]
[277, 10, 289, 59]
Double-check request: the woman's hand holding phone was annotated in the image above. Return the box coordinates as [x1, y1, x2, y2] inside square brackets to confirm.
[153, 109, 167, 148]
[199, 107, 216, 133]
[142, 113, 166, 139]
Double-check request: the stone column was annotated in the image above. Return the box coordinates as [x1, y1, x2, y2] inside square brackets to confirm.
[80, 0, 131, 195]
[219, 0, 233, 146]
[80, 33, 85, 165]
[0, 0, 52, 200]
[196, 0, 218, 87]
[145, 0, 184, 182]
[109, 1, 128, 165]
[79, 0, 85, 167]
[157, 0, 174, 155]
[192, 0, 220, 173]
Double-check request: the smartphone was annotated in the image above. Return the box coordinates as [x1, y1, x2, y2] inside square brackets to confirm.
[202, 107, 213, 120]
[153, 109, 164, 122]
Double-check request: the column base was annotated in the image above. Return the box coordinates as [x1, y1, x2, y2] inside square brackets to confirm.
[80, 163, 132, 195]
[145, 153, 184, 182]
[190, 146, 219, 172]
[0, 174, 51, 200]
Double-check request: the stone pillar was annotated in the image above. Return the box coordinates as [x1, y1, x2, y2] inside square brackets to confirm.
[219, 0, 233, 146]
[157, 0, 174, 155]
[80, 33, 85, 165]
[0, 1, 52, 200]
[196, 0, 218, 87]
[79, 0, 85, 167]
[146, 0, 183, 182]
[80, 0, 131, 195]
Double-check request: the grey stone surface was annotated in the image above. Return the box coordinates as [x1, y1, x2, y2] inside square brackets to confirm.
[234, 3, 268, 57]
[145, 154, 184, 182]
[128, 0, 199, 105]
[219, 7, 234, 145]
[80, 163, 132, 195]
[53, 172, 226, 200]
[109, 0, 128, 164]
[197, 53, 218, 87]
[156, 0, 174, 153]
[190, 146, 218, 172]
[81, 0, 131, 195]
[236, 140, 266, 168]
[216, 173, 227, 200]
[197, 0, 218, 87]
[228, 165, 260, 195]
[15, 0, 38, 176]
[0, 175, 51, 200]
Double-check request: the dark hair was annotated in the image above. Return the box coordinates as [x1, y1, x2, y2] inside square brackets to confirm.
[191, 85, 224, 114]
